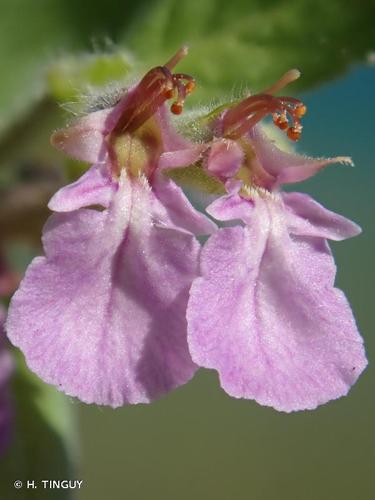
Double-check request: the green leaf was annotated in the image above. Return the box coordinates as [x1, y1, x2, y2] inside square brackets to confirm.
[122, 0, 375, 101]
[0, 353, 78, 500]
[0, 0, 152, 137]
[47, 51, 133, 105]
[0, 1, 73, 136]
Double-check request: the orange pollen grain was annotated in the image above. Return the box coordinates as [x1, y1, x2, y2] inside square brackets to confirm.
[273, 113, 289, 130]
[287, 126, 302, 141]
[185, 81, 196, 94]
[295, 104, 307, 118]
[171, 102, 183, 115]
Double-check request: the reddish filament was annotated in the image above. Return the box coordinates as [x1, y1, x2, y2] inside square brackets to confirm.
[113, 47, 195, 134]
[222, 71, 307, 142]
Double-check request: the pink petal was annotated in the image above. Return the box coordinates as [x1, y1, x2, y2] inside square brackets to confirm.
[206, 192, 254, 225]
[283, 192, 361, 240]
[7, 174, 198, 407]
[188, 195, 367, 412]
[152, 173, 217, 235]
[249, 126, 353, 185]
[158, 146, 205, 170]
[157, 107, 195, 151]
[206, 139, 244, 179]
[48, 163, 116, 212]
[225, 179, 243, 195]
[51, 109, 111, 163]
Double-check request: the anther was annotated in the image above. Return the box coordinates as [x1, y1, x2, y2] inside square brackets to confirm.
[169, 74, 196, 115]
[294, 104, 307, 118]
[273, 112, 288, 130]
[287, 125, 302, 141]
[185, 80, 196, 94]
[171, 102, 183, 115]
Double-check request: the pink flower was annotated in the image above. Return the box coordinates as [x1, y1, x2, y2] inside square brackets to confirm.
[6, 48, 215, 407]
[186, 70, 367, 412]
[5, 55, 366, 413]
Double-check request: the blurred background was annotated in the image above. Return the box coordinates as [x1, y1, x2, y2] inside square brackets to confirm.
[0, 0, 374, 498]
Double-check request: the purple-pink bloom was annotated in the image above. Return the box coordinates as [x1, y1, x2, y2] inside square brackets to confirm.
[6, 49, 215, 407]
[186, 72, 367, 412]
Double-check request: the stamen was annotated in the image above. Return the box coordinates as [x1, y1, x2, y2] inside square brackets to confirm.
[185, 80, 196, 94]
[222, 69, 306, 142]
[164, 88, 175, 99]
[170, 103, 183, 115]
[273, 112, 288, 130]
[287, 124, 303, 141]
[164, 45, 189, 71]
[294, 103, 307, 118]
[262, 69, 301, 95]
[170, 73, 196, 115]
[113, 66, 173, 134]
[112, 47, 196, 133]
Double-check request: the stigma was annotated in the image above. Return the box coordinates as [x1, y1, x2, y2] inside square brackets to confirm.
[222, 69, 307, 142]
[113, 46, 196, 135]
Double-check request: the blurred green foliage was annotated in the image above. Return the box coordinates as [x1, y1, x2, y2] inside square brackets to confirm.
[47, 52, 133, 104]
[0, 354, 77, 500]
[1, 0, 374, 137]
[0, 0, 147, 136]
[126, 0, 375, 100]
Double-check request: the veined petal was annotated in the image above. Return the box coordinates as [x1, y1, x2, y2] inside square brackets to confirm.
[206, 192, 254, 225]
[152, 173, 217, 235]
[158, 146, 205, 170]
[283, 192, 361, 240]
[51, 109, 111, 163]
[206, 139, 244, 179]
[249, 126, 353, 185]
[157, 107, 196, 152]
[7, 173, 198, 407]
[48, 163, 116, 212]
[188, 196, 367, 412]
